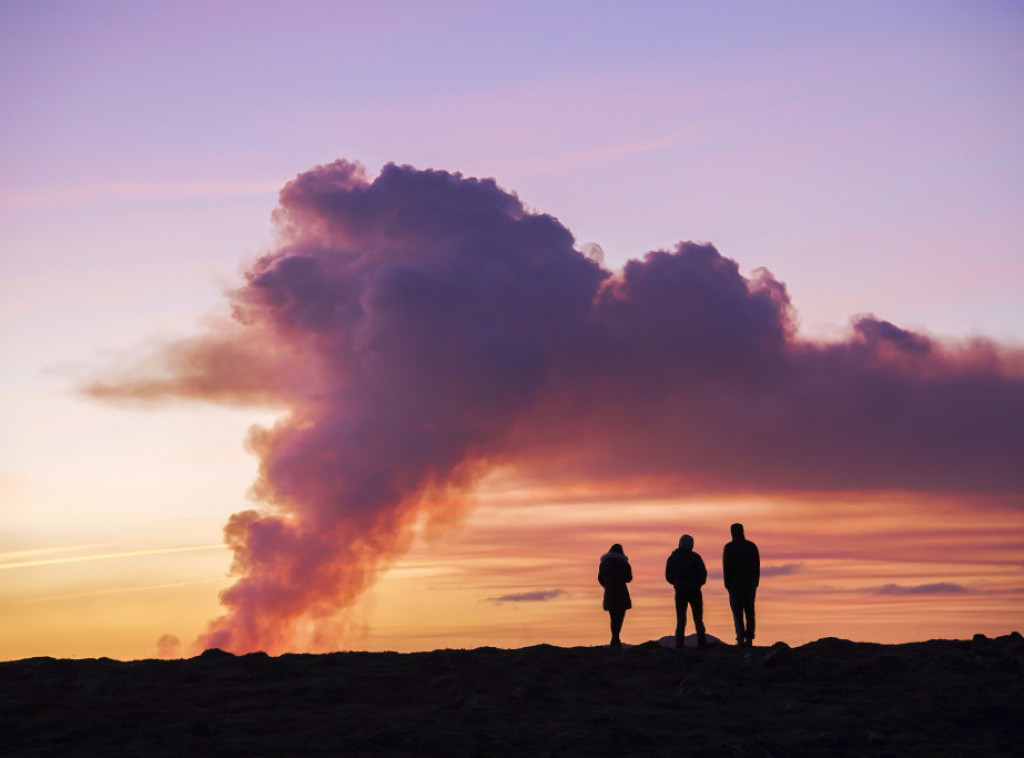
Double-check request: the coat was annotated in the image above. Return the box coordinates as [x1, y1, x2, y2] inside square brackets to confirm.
[723, 538, 760, 591]
[598, 552, 632, 611]
[665, 547, 707, 591]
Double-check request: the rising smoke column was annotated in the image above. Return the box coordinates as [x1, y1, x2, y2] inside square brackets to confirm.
[85, 160, 1024, 653]
[91, 160, 608, 653]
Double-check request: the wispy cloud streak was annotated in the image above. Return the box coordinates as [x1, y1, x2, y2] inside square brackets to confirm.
[0, 544, 223, 571]
[486, 589, 567, 604]
[2, 578, 223, 606]
[710, 562, 804, 581]
[873, 582, 969, 596]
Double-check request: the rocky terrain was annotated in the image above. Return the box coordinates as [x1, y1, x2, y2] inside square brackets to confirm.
[2, 633, 1022, 756]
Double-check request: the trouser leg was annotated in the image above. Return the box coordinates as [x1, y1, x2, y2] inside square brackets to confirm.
[744, 588, 756, 641]
[691, 590, 707, 648]
[674, 592, 687, 647]
[729, 590, 745, 643]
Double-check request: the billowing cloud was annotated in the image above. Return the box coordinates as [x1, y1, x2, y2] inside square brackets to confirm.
[85, 160, 1024, 654]
[487, 589, 567, 604]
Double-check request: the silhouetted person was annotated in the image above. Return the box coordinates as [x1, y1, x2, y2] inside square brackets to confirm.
[723, 523, 760, 647]
[665, 534, 708, 649]
[598, 543, 632, 649]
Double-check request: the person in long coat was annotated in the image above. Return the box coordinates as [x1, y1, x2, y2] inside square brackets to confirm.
[598, 543, 632, 648]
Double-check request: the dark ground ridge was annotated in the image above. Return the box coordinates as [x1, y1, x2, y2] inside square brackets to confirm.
[3, 632, 1022, 757]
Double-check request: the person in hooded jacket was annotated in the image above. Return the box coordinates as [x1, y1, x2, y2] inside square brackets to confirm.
[598, 543, 632, 649]
[723, 523, 760, 647]
[665, 534, 708, 649]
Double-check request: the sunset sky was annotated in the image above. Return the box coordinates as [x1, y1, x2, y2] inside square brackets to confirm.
[1, 1, 1022, 661]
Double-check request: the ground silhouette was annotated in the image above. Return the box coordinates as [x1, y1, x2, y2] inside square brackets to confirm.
[2, 633, 1022, 756]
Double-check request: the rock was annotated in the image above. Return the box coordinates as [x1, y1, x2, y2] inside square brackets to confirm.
[763, 641, 794, 668]
[655, 633, 725, 648]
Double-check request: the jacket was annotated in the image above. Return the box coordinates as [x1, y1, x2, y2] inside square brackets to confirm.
[665, 546, 708, 591]
[723, 538, 760, 591]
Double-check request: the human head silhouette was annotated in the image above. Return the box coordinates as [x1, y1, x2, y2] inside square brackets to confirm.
[731, 523, 745, 540]
[679, 534, 694, 550]
[609, 543, 624, 555]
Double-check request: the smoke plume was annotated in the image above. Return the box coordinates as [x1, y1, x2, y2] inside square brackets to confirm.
[84, 160, 1024, 653]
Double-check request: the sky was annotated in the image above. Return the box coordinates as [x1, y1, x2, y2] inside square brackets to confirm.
[1, 0, 1022, 660]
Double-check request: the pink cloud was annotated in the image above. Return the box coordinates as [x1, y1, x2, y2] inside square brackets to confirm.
[85, 160, 1024, 653]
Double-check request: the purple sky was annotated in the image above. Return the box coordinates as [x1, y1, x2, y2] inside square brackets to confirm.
[1, 1, 1022, 658]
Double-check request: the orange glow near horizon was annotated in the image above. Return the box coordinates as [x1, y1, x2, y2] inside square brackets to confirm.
[358, 487, 1024, 652]
[2, 483, 1021, 660]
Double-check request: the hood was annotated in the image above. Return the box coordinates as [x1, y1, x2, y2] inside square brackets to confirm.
[601, 551, 629, 563]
